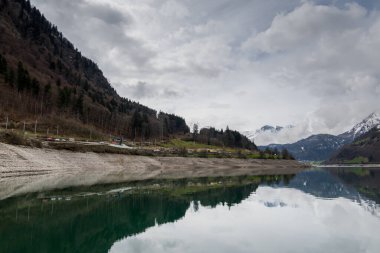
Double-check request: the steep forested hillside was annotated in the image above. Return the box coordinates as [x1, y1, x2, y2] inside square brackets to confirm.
[0, 0, 189, 140]
[328, 127, 380, 164]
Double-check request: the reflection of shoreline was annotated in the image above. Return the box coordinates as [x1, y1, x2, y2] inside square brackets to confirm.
[316, 165, 380, 168]
[327, 167, 380, 204]
[109, 185, 380, 253]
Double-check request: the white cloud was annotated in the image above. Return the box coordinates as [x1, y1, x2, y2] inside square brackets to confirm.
[242, 2, 367, 53]
[30, 0, 380, 143]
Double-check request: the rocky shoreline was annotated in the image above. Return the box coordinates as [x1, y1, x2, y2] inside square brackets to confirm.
[0, 143, 308, 200]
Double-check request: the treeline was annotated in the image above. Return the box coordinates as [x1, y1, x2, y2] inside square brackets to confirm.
[261, 147, 295, 160]
[193, 126, 257, 150]
[0, 0, 190, 140]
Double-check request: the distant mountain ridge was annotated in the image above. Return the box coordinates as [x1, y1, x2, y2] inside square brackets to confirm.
[259, 112, 380, 161]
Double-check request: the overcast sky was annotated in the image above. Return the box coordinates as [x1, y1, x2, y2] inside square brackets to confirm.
[31, 0, 380, 142]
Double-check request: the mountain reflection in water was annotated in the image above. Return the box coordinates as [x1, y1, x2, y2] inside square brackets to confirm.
[0, 169, 379, 253]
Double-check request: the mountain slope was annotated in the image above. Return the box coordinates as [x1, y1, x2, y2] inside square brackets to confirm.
[259, 112, 380, 161]
[0, 0, 189, 139]
[328, 126, 380, 164]
[261, 134, 349, 161]
[338, 112, 380, 141]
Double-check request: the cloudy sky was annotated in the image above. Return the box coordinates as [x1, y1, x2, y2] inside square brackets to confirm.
[31, 0, 380, 143]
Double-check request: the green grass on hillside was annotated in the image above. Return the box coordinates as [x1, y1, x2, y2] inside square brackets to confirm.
[344, 156, 369, 164]
[160, 139, 224, 150]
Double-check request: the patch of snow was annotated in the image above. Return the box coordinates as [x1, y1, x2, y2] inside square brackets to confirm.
[345, 112, 380, 139]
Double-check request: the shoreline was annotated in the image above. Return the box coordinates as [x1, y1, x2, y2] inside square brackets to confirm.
[316, 164, 380, 168]
[0, 143, 308, 200]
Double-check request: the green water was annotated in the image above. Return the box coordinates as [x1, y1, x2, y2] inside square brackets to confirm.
[0, 169, 379, 253]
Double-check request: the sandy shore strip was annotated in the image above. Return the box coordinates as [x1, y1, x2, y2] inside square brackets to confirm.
[0, 143, 308, 200]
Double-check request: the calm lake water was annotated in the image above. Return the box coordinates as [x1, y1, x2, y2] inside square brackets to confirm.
[0, 168, 380, 253]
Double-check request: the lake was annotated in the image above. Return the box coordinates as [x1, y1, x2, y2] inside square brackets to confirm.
[0, 168, 379, 253]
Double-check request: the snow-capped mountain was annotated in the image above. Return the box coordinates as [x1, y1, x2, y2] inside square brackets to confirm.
[258, 112, 380, 162]
[339, 112, 380, 141]
[243, 125, 295, 145]
[243, 125, 292, 139]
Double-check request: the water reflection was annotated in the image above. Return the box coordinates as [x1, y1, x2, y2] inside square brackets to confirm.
[0, 169, 379, 253]
[111, 186, 380, 253]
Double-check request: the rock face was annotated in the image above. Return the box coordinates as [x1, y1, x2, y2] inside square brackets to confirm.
[0, 143, 307, 200]
[327, 127, 380, 164]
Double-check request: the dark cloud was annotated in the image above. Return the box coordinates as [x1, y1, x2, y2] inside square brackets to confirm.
[163, 89, 180, 98]
[115, 81, 181, 100]
[131, 82, 154, 99]
[32, 0, 154, 70]
[85, 4, 129, 25]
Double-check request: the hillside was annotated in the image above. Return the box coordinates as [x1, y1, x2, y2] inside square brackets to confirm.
[261, 134, 349, 161]
[0, 0, 189, 140]
[328, 127, 380, 164]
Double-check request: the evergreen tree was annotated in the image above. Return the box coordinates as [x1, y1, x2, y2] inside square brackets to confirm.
[31, 78, 40, 97]
[7, 68, 15, 86]
[0, 54, 7, 74]
[281, 149, 290, 159]
[17, 61, 26, 92]
[58, 87, 72, 108]
[73, 93, 84, 116]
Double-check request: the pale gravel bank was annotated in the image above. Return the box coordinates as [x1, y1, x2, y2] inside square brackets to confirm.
[0, 143, 308, 200]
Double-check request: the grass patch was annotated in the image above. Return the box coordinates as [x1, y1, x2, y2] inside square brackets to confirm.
[0, 130, 42, 148]
[344, 156, 369, 164]
[160, 139, 220, 150]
